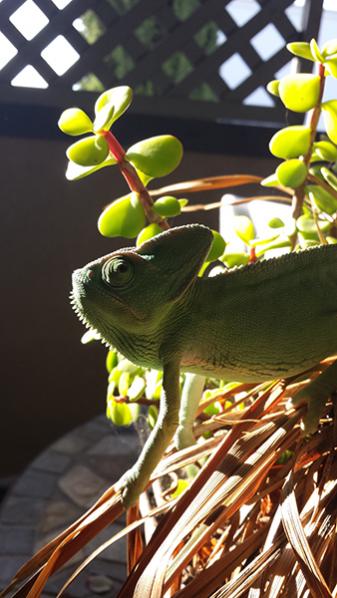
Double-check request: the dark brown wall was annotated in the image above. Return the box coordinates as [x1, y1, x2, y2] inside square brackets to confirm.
[0, 135, 276, 475]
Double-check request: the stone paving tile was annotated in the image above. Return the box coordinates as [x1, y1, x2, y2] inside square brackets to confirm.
[0, 524, 35, 555]
[77, 419, 113, 443]
[88, 433, 140, 458]
[13, 470, 56, 499]
[0, 496, 46, 525]
[86, 455, 134, 481]
[52, 434, 91, 456]
[32, 451, 71, 474]
[0, 417, 135, 595]
[83, 525, 127, 564]
[38, 499, 81, 535]
[58, 464, 108, 508]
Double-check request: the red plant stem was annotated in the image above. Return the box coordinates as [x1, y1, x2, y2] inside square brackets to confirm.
[102, 130, 169, 230]
[292, 62, 326, 221]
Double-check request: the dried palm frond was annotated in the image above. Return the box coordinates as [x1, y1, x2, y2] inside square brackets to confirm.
[2, 366, 337, 598]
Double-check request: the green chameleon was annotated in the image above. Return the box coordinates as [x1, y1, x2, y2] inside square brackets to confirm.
[71, 224, 337, 506]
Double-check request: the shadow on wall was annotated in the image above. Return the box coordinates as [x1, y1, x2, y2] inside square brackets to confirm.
[0, 134, 277, 475]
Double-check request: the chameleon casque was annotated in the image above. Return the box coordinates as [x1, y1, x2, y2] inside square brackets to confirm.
[71, 224, 337, 506]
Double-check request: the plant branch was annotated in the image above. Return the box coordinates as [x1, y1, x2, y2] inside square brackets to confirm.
[102, 131, 169, 230]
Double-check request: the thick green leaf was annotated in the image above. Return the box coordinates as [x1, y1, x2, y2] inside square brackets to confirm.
[260, 173, 280, 188]
[206, 230, 226, 261]
[178, 198, 189, 208]
[310, 38, 324, 62]
[276, 159, 307, 188]
[266, 80, 280, 97]
[322, 39, 337, 57]
[286, 42, 314, 61]
[322, 100, 337, 143]
[58, 108, 93, 136]
[296, 214, 331, 239]
[278, 74, 320, 112]
[66, 135, 109, 166]
[136, 223, 162, 246]
[106, 350, 118, 373]
[128, 375, 146, 401]
[153, 196, 181, 217]
[221, 253, 249, 268]
[255, 236, 291, 257]
[118, 371, 130, 396]
[126, 135, 183, 178]
[94, 86, 133, 128]
[324, 58, 337, 78]
[233, 215, 255, 244]
[313, 140, 337, 161]
[93, 103, 115, 133]
[268, 217, 285, 228]
[306, 184, 337, 214]
[65, 156, 117, 181]
[106, 398, 140, 426]
[320, 166, 337, 191]
[269, 126, 311, 159]
[98, 192, 145, 238]
[147, 405, 158, 429]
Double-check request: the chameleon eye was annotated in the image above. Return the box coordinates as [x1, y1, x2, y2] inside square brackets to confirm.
[102, 257, 134, 287]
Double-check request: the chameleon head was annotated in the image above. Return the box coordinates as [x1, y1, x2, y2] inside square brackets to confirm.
[71, 224, 213, 346]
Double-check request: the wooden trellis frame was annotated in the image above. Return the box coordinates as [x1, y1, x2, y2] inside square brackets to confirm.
[0, 0, 324, 127]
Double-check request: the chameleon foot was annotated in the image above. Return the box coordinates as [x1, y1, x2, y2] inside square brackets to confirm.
[116, 466, 148, 508]
[292, 360, 337, 434]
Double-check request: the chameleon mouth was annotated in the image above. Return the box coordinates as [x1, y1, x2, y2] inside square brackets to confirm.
[69, 289, 114, 349]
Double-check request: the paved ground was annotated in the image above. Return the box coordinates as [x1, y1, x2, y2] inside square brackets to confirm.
[0, 415, 140, 596]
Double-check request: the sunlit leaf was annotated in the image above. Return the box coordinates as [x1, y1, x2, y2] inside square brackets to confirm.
[266, 79, 280, 96]
[310, 38, 324, 62]
[206, 230, 226, 261]
[269, 126, 311, 159]
[58, 107, 93, 136]
[306, 184, 337, 214]
[94, 86, 133, 128]
[153, 196, 181, 217]
[65, 156, 117, 181]
[106, 350, 118, 373]
[286, 41, 314, 61]
[276, 159, 307, 188]
[126, 135, 183, 178]
[233, 215, 255, 244]
[322, 100, 337, 143]
[136, 223, 162, 246]
[296, 214, 331, 239]
[66, 135, 109, 166]
[106, 398, 139, 426]
[320, 165, 337, 191]
[278, 74, 320, 112]
[313, 140, 337, 161]
[98, 192, 145, 238]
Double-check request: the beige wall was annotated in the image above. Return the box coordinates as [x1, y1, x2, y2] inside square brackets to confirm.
[0, 135, 277, 475]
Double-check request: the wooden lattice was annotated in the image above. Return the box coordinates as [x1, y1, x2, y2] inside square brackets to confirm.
[0, 0, 324, 125]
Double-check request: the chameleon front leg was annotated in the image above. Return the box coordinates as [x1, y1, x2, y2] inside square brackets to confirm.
[292, 360, 337, 434]
[174, 373, 206, 450]
[117, 360, 181, 508]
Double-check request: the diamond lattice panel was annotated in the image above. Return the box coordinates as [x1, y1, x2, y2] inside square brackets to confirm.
[0, 0, 323, 123]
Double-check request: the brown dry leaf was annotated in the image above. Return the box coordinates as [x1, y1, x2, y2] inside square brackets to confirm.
[150, 174, 263, 197]
[2, 371, 337, 598]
